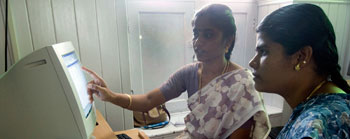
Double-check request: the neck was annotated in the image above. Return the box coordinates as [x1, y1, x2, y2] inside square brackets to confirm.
[320, 82, 346, 94]
[282, 76, 325, 109]
[201, 57, 227, 75]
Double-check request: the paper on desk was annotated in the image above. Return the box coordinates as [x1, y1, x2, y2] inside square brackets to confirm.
[170, 115, 186, 126]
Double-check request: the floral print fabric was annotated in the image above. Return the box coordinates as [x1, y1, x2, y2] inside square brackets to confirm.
[182, 69, 270, 139]
[277, 94, 350, 139]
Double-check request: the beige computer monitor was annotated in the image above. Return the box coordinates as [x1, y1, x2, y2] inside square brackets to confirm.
[0, 42, 96, 138]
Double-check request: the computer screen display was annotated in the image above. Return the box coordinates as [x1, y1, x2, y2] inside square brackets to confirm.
[62, 52, 91, 118]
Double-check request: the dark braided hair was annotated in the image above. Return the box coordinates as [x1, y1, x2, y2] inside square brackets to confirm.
[192, 4, 237, 60]
[257, 3, 350, 93]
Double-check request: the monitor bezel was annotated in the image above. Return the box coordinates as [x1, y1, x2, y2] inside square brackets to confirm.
[48, 42, 96, 138]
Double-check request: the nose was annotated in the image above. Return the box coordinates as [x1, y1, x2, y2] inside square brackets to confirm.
[249, 55, 259, 70]
[193, 36, 204, 49]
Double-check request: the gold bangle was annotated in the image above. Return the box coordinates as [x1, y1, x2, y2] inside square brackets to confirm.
[125, 94, 132, 109]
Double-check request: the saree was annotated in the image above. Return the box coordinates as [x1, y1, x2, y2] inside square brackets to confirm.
[180, 69, 270, 139]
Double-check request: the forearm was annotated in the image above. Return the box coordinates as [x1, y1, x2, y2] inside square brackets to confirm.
[108, 88, 166, 112]
[108, 93, 152, 111]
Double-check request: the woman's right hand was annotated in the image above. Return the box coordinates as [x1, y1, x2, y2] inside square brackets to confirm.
[82, 66, 107, 87]
[82, 66, 114, 103]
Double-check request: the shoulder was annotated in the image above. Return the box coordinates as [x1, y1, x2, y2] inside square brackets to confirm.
[224, 69, 255, 85]
[230, 68, 253, 77]
[298, 94, 350, 123]
[169, 62, 199, 78]
[304, 94, 350, 114]
[176, 62, 199, 73]
[223, 69, 263, 106]
[285, 94, 350, 138]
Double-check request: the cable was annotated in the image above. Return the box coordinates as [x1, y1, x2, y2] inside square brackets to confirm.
[5, 0, 8, 72]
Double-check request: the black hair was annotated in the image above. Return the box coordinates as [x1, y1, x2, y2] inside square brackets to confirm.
[257, 3, 350, 93]
[193, 4, 237, 60]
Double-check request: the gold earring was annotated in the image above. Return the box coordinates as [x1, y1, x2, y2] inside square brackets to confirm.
[295, 64, 301, 71]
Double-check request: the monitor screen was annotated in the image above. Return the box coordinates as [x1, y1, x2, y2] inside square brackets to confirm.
[62, 52, 92, 117]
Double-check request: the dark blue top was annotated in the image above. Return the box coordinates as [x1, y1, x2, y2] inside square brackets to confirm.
[277, 93, 350, 139]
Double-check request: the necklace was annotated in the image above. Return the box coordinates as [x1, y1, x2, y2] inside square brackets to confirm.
[306, 80, 327, 100]
[198, 61, 229, 102]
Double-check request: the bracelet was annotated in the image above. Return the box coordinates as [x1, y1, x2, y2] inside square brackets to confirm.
[125, 94, 132, 109]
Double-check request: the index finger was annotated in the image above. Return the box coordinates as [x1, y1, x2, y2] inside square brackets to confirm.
[82, 66, 102, 81]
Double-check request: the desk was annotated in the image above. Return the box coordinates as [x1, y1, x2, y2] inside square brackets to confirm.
[93, 110, 148, 139]
[114, 129, 149, 139]
[93, 110, 116, 139]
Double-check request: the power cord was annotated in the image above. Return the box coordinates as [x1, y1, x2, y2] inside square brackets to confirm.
[4, 0, 8, 72]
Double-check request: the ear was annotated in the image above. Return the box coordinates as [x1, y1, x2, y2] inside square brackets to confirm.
[291, 46, 313, 68]
[225, 36, 235, 52]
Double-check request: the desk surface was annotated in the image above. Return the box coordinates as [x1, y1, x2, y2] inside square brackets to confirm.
[93, 110, 116, 139]
[93, 110, 148, 139]
[114, 129, 149, 139]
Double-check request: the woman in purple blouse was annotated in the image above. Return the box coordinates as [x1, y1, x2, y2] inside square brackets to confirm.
[84, 4, 270, 138]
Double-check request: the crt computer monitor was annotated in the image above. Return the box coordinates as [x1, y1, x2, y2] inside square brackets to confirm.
[0, 42, 96, 138]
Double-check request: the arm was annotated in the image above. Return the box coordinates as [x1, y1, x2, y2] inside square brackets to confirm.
[109, 88, 166, 112]
[83, 67, 166, 112]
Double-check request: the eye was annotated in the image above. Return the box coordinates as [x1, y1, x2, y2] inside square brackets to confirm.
[258, 49, 268, 56]
[204, 32, 213, 39]
[256, 46, 268, 56]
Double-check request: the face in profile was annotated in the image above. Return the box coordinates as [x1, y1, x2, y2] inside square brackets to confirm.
[192, 15, 228, 62]
[249, 33, 296, 94]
